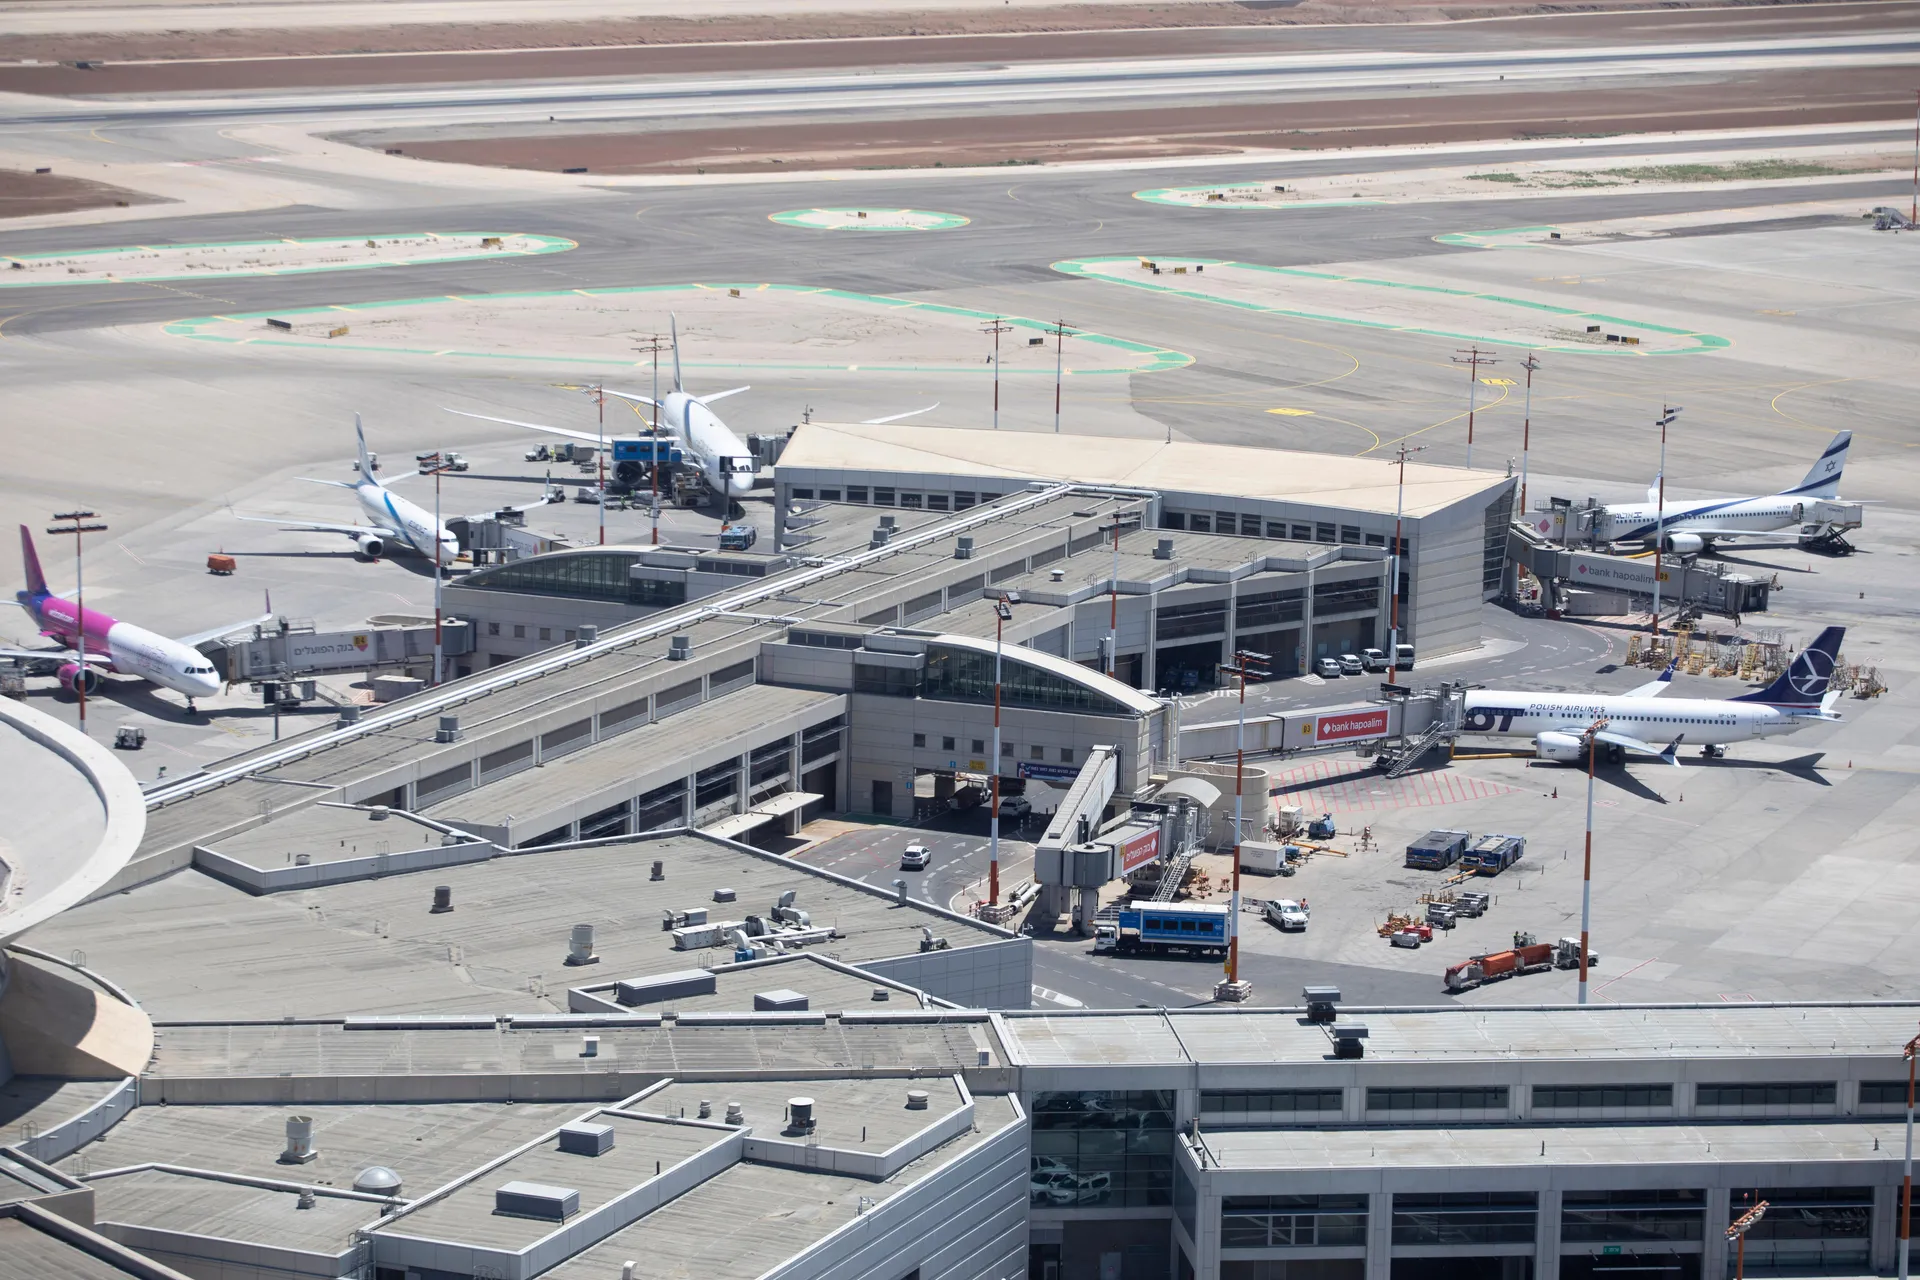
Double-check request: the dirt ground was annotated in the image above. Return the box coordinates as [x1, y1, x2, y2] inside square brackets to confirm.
[374, 68, 1920, 175]
[2, 0, 1909, 87]
[0, 169, 160, 219]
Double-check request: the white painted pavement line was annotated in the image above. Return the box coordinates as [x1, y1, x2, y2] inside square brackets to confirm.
[1032, 985, 1085, 1008]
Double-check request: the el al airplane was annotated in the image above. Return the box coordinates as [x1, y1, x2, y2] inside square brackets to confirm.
[1462, 625, 1845, 765]
[1592, 431, 1851, 554]
[235, 416, 465, 563]
[445, 315, 934, 508]
[5, 526, 271, 712]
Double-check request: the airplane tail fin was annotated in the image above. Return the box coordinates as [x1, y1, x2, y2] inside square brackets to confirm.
[18, 525, 48, 598]
[354, 413, 381, 487]
[1788, 431, 1850, 499]
[1731, 625, 1845, 707]
[1647, 472, 1661, 506]
[669, 313, 684, 393]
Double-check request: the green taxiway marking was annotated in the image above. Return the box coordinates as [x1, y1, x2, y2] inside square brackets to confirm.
[1433, 226, 1562, 248]
[1133, 185, 1389, 210]
[769, 207, 971, 231]
[1050, 257, 1730, 355]
[163, 282, 1192, 374]
[0, 233, 576, 288]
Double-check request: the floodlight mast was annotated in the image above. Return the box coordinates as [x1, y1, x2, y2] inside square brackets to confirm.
[1452, 346, 1498, 469]
[47, 510, 108, 736]
[1385, 444, 1423, 687]
[1651, 406, 1681, 644]
[988, 592, 1016, 908]
[982, 318, 1012, 430]
[1220, 648, 1269, 991]
[1577, 717, 1608, 1004]
[1727, 1199, 1770, 1280]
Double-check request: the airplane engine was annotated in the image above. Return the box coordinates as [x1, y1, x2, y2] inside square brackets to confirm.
[1534, 731, 1586, 763]
[613, 459, 646, 487]
[355, 533, 386, 558]
[1661, 532, 1704, 556]
[58, 661, 102, 695]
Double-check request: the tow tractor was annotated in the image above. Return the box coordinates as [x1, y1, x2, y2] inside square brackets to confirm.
[1443, 931, 1594, 992]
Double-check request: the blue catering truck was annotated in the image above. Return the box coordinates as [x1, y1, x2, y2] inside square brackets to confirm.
[610, 438, 682, 489]
[1094, 902, 1231, 958]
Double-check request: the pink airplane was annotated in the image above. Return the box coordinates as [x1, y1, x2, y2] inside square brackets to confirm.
[5, 526, 270, 713]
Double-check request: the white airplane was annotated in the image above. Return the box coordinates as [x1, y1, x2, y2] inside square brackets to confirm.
[6, 526, 270, 712]
[1462, 625, 1845, 765]
[236, 415, 463, 564]
[1593, 431, 1850, 553]
[444, 315, 933, 509]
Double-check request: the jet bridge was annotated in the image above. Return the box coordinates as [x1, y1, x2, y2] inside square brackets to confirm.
[1507, 524, 1772, 618]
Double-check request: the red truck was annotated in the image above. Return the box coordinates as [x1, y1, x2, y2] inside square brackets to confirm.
[1444, 934, 1593, 992]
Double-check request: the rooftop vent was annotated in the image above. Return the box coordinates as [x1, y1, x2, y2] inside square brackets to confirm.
[713, 887, 736, 903]
[1303, 985, 1340, 1024]
[565, 923, 598, 967]
[435, 715, 460, 743]
[1154, 538, 1174, 560]
[955, 536, 974, 560]
[725, 1101, 745, 1126]
[337, 704, 362, 727]
[870, 526, 894, 549]
[906, 1090, 929, 1111]
[296, 1188, 316, 1210]
[1331, 1022, 1369, 1059]
[1049, 567, 1065, 582]
[581, 1035, 599, 1058]
[651, 860, 665, 881]
[754, 989, 808, 1012]
[558, 1121, 615, 1157]
[667, 635, 693, 661]
[698, 1099, 712, 1119]
[431, 885, 453, 914]
[279, 1116, 318, 1165]
[787, 1097, 817, 1135]
[495, 1181, 579, 1222]
[893, 878, 907, 904]
[575, 624, 597, 648]
[353, 1166, 402, 1196]
[777, 890, 797, 910]
[367, 806, 389, 822]
[878, 515, 896, 530]
[872, 987, 891, 1002]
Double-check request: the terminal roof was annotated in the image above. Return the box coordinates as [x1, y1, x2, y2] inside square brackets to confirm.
[777, 422, 1509, 518]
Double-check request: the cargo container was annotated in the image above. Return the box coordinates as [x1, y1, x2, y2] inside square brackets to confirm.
[1464, 834, 1526, 875]
[1404, 829, 1469, 870]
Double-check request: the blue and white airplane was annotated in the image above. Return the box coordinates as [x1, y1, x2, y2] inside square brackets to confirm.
[1593, 431, 1850, 554]
[236, 416, 463, 564]
[1463, 626, 1846, 765]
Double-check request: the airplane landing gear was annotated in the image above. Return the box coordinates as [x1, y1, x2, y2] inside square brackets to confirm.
[1701, 744, 1725, 759]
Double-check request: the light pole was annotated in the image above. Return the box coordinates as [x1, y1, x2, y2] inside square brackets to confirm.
[1385, 445, 1424, 687]
[593, 384, 607, 546]
[1901, 1025, 1918, 1280]
[1650, 405, 1680, 646]
[1578, 717, 1607, 1004]
[989, 592, 1016, 907]
[1050, 320, 1074, 434]
[47, 510, 108, 736]
[1452, 346, 1498, 470]
[1220, 648, 1268, 996]
[1519, 354, 1541, 515]
[1099, 511, 1136, 681]
[982, 318, 1012, 430]
[420, 453, 453, 685]
[633, 334, 670, 545]
[1727, 1199, 1769, 1280]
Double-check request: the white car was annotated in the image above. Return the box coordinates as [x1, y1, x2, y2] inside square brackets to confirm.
[1361, 647, 1389, 672]
[1265, 899, 1310, 931]
[1338, 653, 1365, 676]
[1315, 657, 1342, 678]
[900, 844, 931, 870]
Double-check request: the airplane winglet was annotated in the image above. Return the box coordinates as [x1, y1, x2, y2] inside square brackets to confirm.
[1658, 734, 1684, 767]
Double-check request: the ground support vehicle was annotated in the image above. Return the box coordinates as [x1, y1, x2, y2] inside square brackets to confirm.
[1463, 834, 1526, 875]
[1405, 829, 1469, 870]
[1444, 933, 1594, 991]
[1094, 902, 1230, 957]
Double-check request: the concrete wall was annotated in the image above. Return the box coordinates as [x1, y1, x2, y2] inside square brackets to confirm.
[1409, 485, 1511, 660]
[862, 937, 1033, 1011]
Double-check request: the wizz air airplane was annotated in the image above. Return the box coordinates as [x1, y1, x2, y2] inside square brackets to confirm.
[446, 315, 932, 508]
[5, 526, 271, 712]
[236, 415, 462, 564]
[1462, 625, 1845, 766]
[1593, 431, 1850, 554]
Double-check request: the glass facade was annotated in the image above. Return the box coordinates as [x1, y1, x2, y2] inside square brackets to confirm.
[1392, 1192, 1536, 1245]
[1562, 1190, 1704, 1243]
[1157, 598, 1228, 641]
[1237, 588, 1304, 631]
[1860, 1079, 1913, 1105]
[1532, 1085, 1673, 1110]
[1696, 1082, 1834, 1108]
[1313, 579, 1380, 614]
[1726, 1187, 1871, 1272]
[1224, 1195, 1368, 1248]
[1029, 1091, 1174, 1208]
[1483, 489, 1515, 593]
[1367, 1087, 1508, 1113]
[463, 550, 648, 604]
[921, 644, 1137, 716]
[1201, 1089, 1343, 1120]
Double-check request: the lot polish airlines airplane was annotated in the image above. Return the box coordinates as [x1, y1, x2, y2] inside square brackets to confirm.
[1593, 431, 1851, 554]
[237, 416, 462, 564]
[1463, 626, 1845, 766]
[5, 527, 271, 712]
[445, 315, 933, 507]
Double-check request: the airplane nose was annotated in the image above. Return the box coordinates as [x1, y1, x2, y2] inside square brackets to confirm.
[729, 476, 754, 497]
[193, 673, 222, 698]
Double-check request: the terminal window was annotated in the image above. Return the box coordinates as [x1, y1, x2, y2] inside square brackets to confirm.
[1201, 1089, 1342, 1119]
[1341, 526, 1361, 544]
[790, 488, 814, 500]
[1217, 511, 1237, 533]
[1189, 514, 1211, 532]
[1241, 515, 1260, 536]
[1365, 533, 1386, 546]
[1393, 1192, 1536, 1245]
[1031, 746, 1045, 759]
[1861, 1080, 1913, 1105]
[847, 486, 869, 503]
[954, 491, 976, 509]
[1696, 1082, 1835, 1107]
[1160, 512, 1186, 530]
[1561, 1189, 1704, 1243]
[1223, 1194, 1368, 1249]
[1726, 1186, 1871, 1265]
[873, 487, 896, 505]
[819, 488, 841, 501]
[927, 494, 950, 512]
[1002, 742, 1014, 758]
[1366, 1087, 1508, 1112]
[1316, 523, 1336, 543]
[901, 493, 924, 509]
[942, 736, 956, 752]
[1059, 748, 1074, 764]
[1029, 1090, 1174, 1208]
[1532, 1085, 1672, 1110]
[1291, 524, 1313, 541]
[513, 625, 526, 638]
[971, 739, 985, 754]
[1266, 521, 1287, 539]
[913, 734, 926, 748]
[487, 622, 500, 636]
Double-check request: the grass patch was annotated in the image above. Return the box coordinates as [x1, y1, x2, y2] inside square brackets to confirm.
[1467, 172, 1524, 183]
[1597, 159, 1872, 182]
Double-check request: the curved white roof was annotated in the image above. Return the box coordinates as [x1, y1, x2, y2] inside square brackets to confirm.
[0, 698, 147, 947]
[928, 632, 1163, 716]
